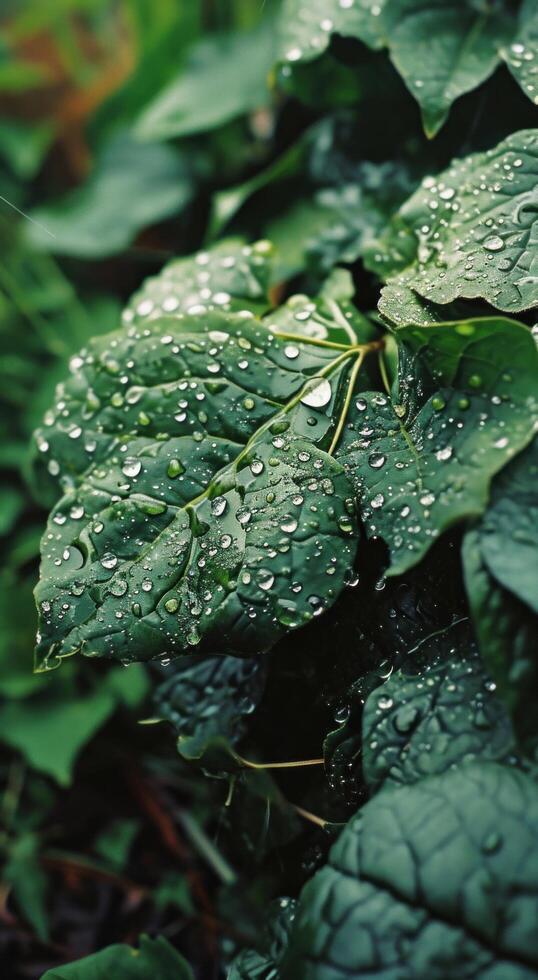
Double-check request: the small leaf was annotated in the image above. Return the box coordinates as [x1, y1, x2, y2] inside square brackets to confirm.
[154, 655, 266, 759]
[500, 0, 538, 107]
[463, 529, 537, 745]
[4, 833, 49, 941]
[41, 935, 193, 979]
[368, 129, 538, 318]
[477, 438, 538, 615]
[0, 688, 115, 785]
[336, 317, 538, 574]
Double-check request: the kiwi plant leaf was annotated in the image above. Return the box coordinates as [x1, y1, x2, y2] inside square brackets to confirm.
[33, 305, 370, 668]
[367, 130, 538, 321]
[153, 655, 267, 760]
[280, 763, 538, 979]
[335, 317, 538, 575]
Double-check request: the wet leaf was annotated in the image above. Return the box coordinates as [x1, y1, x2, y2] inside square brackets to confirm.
[281, 764, 538, 979]
[278, 0, 512, 135]
[500, 0, 538, 107]
[463, 529, 538, 745]
[368, 130, 538, 319]
[362, 620, 517, 792]
[154, 655, 266, 759]
[33, 305, 362, 667]
[124, 239, 275, 325]
[336, 317, 538, 574]
[476, 438, 538, 615]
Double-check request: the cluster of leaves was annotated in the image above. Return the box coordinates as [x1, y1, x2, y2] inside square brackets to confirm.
[1, 0, 537, 976]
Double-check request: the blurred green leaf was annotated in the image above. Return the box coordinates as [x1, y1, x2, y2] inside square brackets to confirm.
[93, 818, 140, 870]
[41, 935, 194, 979]
[26, 133, 195, 258]
[135, 20, 276, 141]
[4, 832, 49, 941]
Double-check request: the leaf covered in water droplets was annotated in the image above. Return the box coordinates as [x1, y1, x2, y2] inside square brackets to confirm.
[280, 763, 538, 979]
[462, 441, 538, 743]
[124, 239, 275, 326]
[361, 620, 517, 792]
[368, 129, 538, 320]
[463, 530, 538, 747]
[336, 317, 538, 575]
[500, 0, 538, 108]
[154, 655, 267, 759]
[278, 0, 512, 136]
[33, 308, 361, 668]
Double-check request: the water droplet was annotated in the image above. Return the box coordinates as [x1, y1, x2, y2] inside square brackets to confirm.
[211, 496, 227, 517]
[257, 569, 275, 591]
[122, 458, 142, 478]
[101, 553, 118, 570]
[371, 493, 385, 509]
[368, 452, 386, 469]
[483, 235, 504, 252]
[301, 378, 332, 408]
[284, 344, 299, 359]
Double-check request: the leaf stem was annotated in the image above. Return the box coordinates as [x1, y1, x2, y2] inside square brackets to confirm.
[291, 804, 329, 829]
[235, 753, 325, 770]
[328, 351, 365, 456]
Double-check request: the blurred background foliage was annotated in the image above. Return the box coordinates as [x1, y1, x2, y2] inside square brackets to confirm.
[0, 0, 536, 975]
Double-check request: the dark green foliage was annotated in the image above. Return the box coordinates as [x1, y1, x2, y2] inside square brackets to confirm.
[1, 0, 538, 975]
[280, 764, 538, 979]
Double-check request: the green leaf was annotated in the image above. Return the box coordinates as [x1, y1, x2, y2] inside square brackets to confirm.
[278, 0, 385, 66]
[229, 898, 296, 980]
[369, 130, 538, 319]
[4, 833, 49, 941]
[500, 0, 538, 107]
[25, 132, 195, 259]
[361, 620, 516, 792]
[154, 655, 266, 759]
[124, 239, 275, 325]
[463, 531, 537, 745]
[41, 935, 193, 979]
[135, 20, 276, 141]
[93, 818, 140, 870]
[282, 764, 538, 978]
[0, 687, 114, 785]
[33, 304, 364, 668]
[377, 0, 511, 137]
[0, 665, 147, 784]
[336, 317, 538, 575]
[278, 0, 512, 135]
[476, 438, 538, 615]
